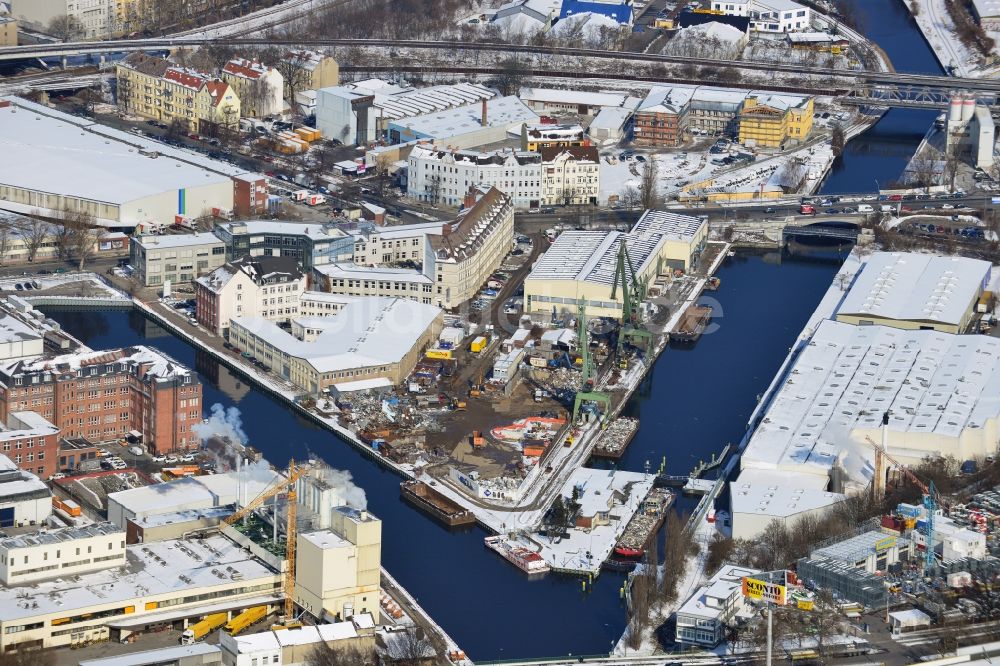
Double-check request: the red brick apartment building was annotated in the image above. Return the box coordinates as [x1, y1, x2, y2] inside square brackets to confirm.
[0, 412, 60, 479]
[0, 347, 202, 455]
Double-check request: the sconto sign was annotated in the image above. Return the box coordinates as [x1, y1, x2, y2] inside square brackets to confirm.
[742, 577, 787, 605]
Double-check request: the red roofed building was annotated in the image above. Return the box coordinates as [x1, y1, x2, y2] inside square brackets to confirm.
[221, 58, 284, 118]
[116, 54, 242, 134]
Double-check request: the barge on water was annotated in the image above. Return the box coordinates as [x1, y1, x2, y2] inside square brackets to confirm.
[484, 535, 550, 575]
[400, 481, 476, 527]
[670, 304, 712, 344]
[592, 417, 639, 460]
[604, 488, 674, 570]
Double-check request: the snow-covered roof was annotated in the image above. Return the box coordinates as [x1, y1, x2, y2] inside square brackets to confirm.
[0, 99, 238, 208]
[520, 87, 629, 108]
[741, 319, 1000, 482]
[319, 81, 496, 121]
[589, 106, 632, 131]
[0, 345, 193, 383]
[674, 20, 747, 43]
[0, 534, 277, 623]
[233, 296, 440, 374]
[388, 96, 538, 139]
[837, 252, 990, 328]
[637, 86, 694, 114]
[731, 468, 846, 520]
[333, 377, 393, 392]
[132, 232, 224, 251]
[220, 220, 350, 242]
[316, 263, 433, 284]
[528, 211, 705, 287]
[108, 471, 279, 519]
[78, 644, 220, 666]
[677, 564, 760, 619]
[0, 312, 42, 344]
[973, 0, 1000, 18]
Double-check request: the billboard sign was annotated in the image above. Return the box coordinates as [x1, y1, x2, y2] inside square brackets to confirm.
[742, 577, 787, 605]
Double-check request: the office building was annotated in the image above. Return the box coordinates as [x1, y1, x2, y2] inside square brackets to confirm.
[709, 0, 812, 32]
[675, 564, 760, 647]
[213, 220, 356, 270]
[129, 233, 228, 288]
[195, 255, 307, 336]
[0, 346, 202, 454]
[738, 94, 814, 148]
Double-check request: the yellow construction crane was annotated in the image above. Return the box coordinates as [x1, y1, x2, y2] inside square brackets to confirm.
[224, 460, 310, 621]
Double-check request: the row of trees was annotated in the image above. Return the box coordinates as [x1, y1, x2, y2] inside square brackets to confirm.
[0, 209, 102, 271]
[943, 0, 996, 57]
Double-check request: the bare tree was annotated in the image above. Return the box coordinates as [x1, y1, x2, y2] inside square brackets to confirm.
[0, 222, 11, 266]
[59, 208, 100, 270]
[493, 57, 526, 97]
[944, 136, 962, 192]
[619, 184, 642, 210]
[47, 15, 84, 41]
[18, 217, 49, 263]
[831, 124, 846, 158]
[307, 641, 377, 666]
[270, 50, 315, 108]
[383, 627, 435, 665]
[911, 0, 921, 16]
[639, 159, 662, 210]
[910, 156, 938, 192]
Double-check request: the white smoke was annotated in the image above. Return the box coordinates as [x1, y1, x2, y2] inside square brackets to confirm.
[823, 418, 875, 492]
[314, 465, 368, 510]
[193, 403, 247, 447]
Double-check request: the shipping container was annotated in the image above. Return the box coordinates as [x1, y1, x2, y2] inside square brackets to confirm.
[470, 336, 487, 353]
[425, 349, 453, 360]
[53, 497, 81, 517]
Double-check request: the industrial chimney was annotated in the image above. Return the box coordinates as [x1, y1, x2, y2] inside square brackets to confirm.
[481, 99, 488, 127]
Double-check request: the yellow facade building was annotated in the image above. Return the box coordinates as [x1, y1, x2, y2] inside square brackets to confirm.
[525, 210, 708, 320]
[116, 53, 241, 134]
[738, 94, 814, 148]
[0, 17, 16, 46]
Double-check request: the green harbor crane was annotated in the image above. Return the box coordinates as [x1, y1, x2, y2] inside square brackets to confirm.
[572, 298, 611, 425]
[609, 238, 652, 366]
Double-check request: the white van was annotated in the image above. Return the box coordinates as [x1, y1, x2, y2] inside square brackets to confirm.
[857, 204, 874, 213]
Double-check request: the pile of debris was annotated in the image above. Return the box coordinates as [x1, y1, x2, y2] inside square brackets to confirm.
[529, 366, 582, 394]
[593, 417, 638, 459]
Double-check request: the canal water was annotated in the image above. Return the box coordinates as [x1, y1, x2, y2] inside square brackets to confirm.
[43, 250, 841, 660]
[819, 0, 944, 194]
[40, 2, 940, 660]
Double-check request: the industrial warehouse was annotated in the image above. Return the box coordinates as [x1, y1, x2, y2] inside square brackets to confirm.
[0, 98, 267, 229]
[731, 315, 1000, 538]
[227, 295, 443, 394]
[524, 210, 708, 320]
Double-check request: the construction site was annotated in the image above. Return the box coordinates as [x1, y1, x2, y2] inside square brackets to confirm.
[312, 209, 731, 575]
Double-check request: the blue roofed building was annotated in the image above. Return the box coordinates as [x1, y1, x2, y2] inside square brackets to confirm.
[558, 0, 632, 25]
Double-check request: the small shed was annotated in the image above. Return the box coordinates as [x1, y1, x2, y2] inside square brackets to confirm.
[889, 609, 931, 636]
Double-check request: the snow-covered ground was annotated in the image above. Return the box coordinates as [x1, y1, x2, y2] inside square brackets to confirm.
[600, 152, 720, 204]
[909, 0, 989, 77]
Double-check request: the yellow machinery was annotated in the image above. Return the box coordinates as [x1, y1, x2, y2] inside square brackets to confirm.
[224, 460, 310, 622]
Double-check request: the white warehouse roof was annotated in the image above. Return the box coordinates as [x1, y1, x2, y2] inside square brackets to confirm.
[528, 210, 705, 287]
[837, 252, 991, 328]
[742, 319, 1000, 480]
[233, 295, 440, 373]
[0, 98, 238, 208]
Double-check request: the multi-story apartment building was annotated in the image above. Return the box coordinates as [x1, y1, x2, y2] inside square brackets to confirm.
[317, 187, 515, 310]
[738, 94, 814, 148]
[283, 50, 340, 98]
[195, 255, 307, 336]
[407, 145, 542, 209]
[540, 146, 600, 206]
[221, 58, 284, 119]
[116, 53, 241, 134]
[710, 0, 811, 31]
[0, 346, 203, 454]
[129, 232, 228, 288]
[0, 412, 60, 479]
